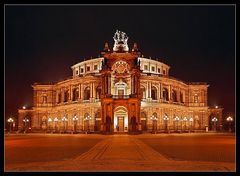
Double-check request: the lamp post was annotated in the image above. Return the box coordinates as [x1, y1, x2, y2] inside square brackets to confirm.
[54, 117, 58, 132]
[48, 118, 52, 133]
[150, 115, 158, 134]
[7, 118, 14, 133]
[183, 117, 188, 132]
[226, 116, 233, 132]
[72, 115, 78, 133]
[189, 117, 193, 132]
[23, 118, 29, 133]
[174, 116, 180, 132]
[212, 117, 218, 132]
[62, 117, 68, 133]
[163, 115, 169, 133]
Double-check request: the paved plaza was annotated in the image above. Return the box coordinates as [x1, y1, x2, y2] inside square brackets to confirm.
[4, 133, 235, 172]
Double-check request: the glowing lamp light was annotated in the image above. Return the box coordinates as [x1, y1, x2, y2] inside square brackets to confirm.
[174, 116, 180, 121]
[54, 117, 58, 122]
[62, 117, 68, 121]
[189, 117, 193, 122]
[7, 118, 14, 123]
[215, 106, 218, 108]
[73, 115, 78, 121]
[151, 115, 157, 120]
[23, 118, 29, 122]
[48, 118, 52, 122]
[183, 117, 188, 121]
[22, 106, 26, 109]
[85, 115, 91, 120]
[212, 117, 218, 122]
[226, 116, 233, 122]
[163, 116, 169, 121]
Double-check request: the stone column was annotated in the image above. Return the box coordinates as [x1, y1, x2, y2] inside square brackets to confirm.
[168, 85, 171, 102]
[81, 84, 84, 100]
[149, 82, 152, 99]
[70, 85, 72, 101]
[56, 89, 58, 103]
[159, 83, 162, 99]
[93, 82, 96, 98]
[108, 74, 111, 95]
[146, 82, 149, 98]
[61, 88, 64, 103]
[78, 84, 81, 99]
[90, 82, 93, 98]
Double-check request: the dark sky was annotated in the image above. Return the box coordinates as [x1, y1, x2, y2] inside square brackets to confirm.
[5, 5, 235, 119]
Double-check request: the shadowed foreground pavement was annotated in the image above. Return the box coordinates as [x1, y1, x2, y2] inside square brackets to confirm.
[5, 134, 235, 171]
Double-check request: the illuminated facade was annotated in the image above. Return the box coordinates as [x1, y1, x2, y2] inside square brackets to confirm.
[18, 30, 223, 134]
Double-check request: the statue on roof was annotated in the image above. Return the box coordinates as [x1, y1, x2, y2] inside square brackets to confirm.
[113, 30, 129, 52]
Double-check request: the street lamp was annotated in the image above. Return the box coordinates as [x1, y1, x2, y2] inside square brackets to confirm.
[54, 117, 58, 132]
[62, 116, 68, 133]
[183, 117, 188, 132]
[48, 118, 52, 133]
[7, 118, 14, 133]
[163, 115, 169, 133]
[150, 115, 158, 133]
[211, 117, 218, 131]
[23, 117, 29, 133]
[226, 116, 233, 132]
[72, 115, 79, 133]
[174, 116, 180, 132]
[189, 117, 193, 132]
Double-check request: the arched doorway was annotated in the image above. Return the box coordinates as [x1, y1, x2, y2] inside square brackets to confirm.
[152, 112, 158, 131]
[84, 113, 90, 131]
[94, 111, 101, 131]
[141, 112, 147, 131]
[114, 106, 128, 132]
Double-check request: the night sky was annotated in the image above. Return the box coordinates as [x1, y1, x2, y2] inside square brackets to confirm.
[5, 5, 235, 120]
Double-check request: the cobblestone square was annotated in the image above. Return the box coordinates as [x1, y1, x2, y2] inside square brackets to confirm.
[4, 133, 235, 172]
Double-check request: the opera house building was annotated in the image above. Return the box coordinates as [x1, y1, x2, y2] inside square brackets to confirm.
[18, 30, 223, 134]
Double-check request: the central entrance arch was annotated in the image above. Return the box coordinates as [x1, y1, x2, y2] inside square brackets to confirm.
[114, 106, 128, 132]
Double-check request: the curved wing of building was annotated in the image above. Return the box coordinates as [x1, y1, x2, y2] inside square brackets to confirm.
[18, 30, 223, 134]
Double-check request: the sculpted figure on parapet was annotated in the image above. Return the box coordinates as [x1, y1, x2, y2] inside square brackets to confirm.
[113, 30, 129, 52]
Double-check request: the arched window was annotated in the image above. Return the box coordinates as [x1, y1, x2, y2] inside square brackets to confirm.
[151, 86, 157, 100]
[172, 90, 177, 102]
[194, 94, 198, 103]
[72, 88, 79, 101]
[94, 111, 101, 131]
[64, 90, 69, 102]
[180, 92, 184, 103]
[96, 86, 101, 99]
[140, 86, 146, 99]
[163, 88, 169, 101]
[58, 93, 61, 103]
[141, 112, 147, 131]
[42, 96, 47, 104]
[84, 87, 90, 100]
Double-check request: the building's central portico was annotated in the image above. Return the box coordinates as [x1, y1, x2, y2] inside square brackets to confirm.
[100, 30, 141, 134]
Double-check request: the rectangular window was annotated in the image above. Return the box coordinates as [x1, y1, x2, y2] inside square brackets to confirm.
[144, 65, 148, 70]
[151, 67, 155, 72]
[163, 70, 166, 75]
[80, 68, 84, 73]
[87, 66, 90, 72]
[94, 65, 98, 70]
[76, 70, 79, 75]
[158, 68, 161, 73]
